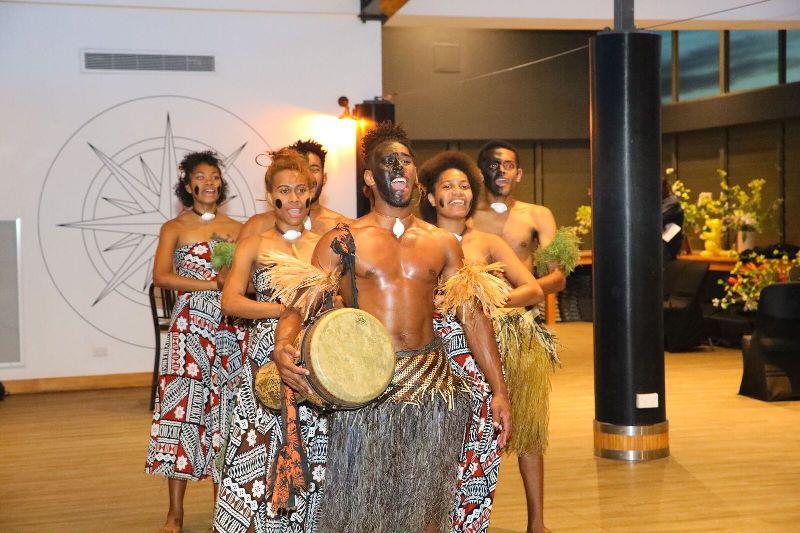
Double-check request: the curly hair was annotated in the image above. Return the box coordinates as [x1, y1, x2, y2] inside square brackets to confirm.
[290, 139, 327, 168]
[476, 140, 520, 169]
[264, 147, 312, 190]
[361, 121, 414, 167]
[174, 151, 227, 207]
[418, 151, 482, 224]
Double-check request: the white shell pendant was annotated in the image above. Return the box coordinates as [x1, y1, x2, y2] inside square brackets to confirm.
[303, 216, 312, 231]
[282, 229, 302, 241]
[489, 202, 508, 214]
[392, 217, 405, 238]
[200, 212, 216, 221]
[452, 232, 462, 242]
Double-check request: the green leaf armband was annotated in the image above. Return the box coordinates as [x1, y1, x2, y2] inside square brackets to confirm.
[533, 227, 581, 276]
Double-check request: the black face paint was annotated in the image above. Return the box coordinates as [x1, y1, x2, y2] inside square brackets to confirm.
[193, 185, 200, 195]
[438, 198, 445, 208]
[275, 199, 283, 209]
[373, 152, 412, 208]
[480, 159, 506, 197]
[305, 198, 311, 208]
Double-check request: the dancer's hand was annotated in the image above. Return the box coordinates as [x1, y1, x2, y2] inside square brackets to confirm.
[491, 393, 512, 450]
[215, 266, 229, 290]
[273, 340, 311, 395]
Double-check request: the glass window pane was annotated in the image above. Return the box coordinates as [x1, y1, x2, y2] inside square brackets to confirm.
[657, 31, 672, 103]
[788, 30, 800, 83]
[730, 30, 778, 92]
[679, 31, 719, 101]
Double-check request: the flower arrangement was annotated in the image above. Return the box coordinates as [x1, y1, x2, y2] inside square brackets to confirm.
[713, 250, 800, 311]
[574, 205, 591, 236]
[670, 168, 777, 238]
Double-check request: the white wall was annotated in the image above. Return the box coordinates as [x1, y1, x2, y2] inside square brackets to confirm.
[0, 1, 381, 380]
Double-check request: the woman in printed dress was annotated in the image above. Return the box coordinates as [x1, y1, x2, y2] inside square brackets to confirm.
[419, 151, 547, 533]
[213, 148, 326, 533]
[145, 151, 242, 533]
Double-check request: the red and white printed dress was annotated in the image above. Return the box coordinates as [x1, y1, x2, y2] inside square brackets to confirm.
[434, 314, 502, 533]
[145, 241, 223, 482]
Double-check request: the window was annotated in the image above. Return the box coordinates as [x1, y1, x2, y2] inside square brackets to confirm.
[730, 31, 778, 92]
[657, 31, 672, 103]
[679, 31, 719, 100]
[788, 30, 800, 83]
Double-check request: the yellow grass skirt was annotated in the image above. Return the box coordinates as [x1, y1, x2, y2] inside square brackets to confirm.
[494, 309, 558, 456]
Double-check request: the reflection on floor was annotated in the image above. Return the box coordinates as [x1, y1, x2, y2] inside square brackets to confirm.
[0, 322, 798, 532]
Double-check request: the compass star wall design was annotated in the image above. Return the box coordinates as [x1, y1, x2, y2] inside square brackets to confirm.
[37, 95, 263, 348]
[60, 114, 245, 305]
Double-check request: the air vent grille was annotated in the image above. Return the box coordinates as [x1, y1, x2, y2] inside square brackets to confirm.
[84, 52, 214, 72]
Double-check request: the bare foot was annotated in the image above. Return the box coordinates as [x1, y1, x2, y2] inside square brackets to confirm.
[527, 524, 551, 533]
[160, 514, 182, 533]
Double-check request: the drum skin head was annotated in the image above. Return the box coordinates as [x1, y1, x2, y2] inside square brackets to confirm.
[307, 308, 395, 406]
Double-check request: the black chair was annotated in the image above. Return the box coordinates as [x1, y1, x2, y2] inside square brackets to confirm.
[739, 282, 800, 401]
[148, 283, 175, 410]
[663, 259, 709, 352]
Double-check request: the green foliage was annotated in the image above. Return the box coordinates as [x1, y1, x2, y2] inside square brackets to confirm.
[534, 227, 581, 276]
[211, 242, 236, 271]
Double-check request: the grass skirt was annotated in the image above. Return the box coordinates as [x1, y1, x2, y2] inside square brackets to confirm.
[317, 339, 471, 533]
[494, 310, 557, 456]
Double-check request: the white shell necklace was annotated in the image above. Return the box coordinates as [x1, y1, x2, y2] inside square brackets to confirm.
[451, 225, 468, 242]
[374, 210, 413, 239]
[276, 224, 304, 241]
[489, 202, 508, 214]
[192, 207, 217, 221]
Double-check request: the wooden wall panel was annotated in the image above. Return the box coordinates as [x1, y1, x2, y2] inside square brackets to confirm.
[728, 122, 780, 246]
[785, 119, 800, 246]
[541, 141, 591, 248]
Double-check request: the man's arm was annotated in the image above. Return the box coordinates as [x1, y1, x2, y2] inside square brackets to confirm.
[272, 230, 341, 394]
[441, 233, 512, 449]
[488, 234, 544, 308]
[531, 206, 567, 294]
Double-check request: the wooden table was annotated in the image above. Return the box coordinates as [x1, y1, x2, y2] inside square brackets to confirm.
[543, 251, 739, 325]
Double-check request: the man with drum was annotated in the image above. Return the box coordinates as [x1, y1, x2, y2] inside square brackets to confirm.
[271, 122, 512, 533]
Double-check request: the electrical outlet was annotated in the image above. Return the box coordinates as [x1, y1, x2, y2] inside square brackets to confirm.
[93, 346, 109, 358]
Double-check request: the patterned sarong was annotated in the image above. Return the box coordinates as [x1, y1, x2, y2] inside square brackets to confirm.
[146, 241, 223, 482]
[435, 314, 501, 533]
[213, 267, 328, 533]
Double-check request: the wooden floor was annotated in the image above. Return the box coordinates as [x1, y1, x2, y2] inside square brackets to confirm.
[1, 322, 799, 532]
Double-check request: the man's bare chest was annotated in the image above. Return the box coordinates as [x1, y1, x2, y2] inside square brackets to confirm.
[352, 236, 443, 285]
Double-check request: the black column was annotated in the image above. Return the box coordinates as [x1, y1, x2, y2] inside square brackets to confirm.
[591, 31, 668, 460]
[354, 99, 395, 217]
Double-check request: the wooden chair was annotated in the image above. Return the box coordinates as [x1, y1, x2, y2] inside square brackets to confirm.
[148, 283, 175, 410]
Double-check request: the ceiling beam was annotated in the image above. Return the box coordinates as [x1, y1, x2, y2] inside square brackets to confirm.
[360, 0, 408, 23]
